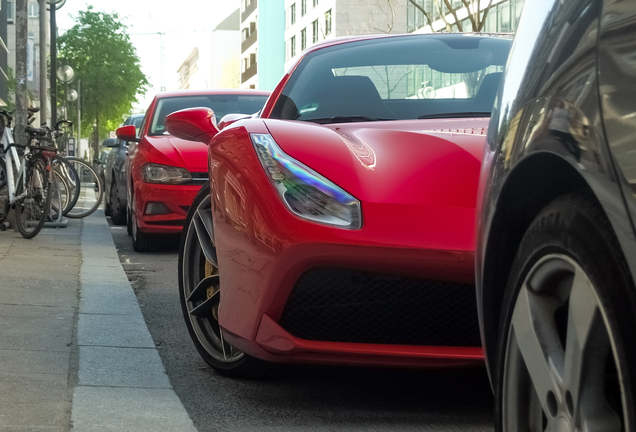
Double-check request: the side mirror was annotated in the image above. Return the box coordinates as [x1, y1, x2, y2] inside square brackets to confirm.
[116, 125, 139, 143]
[93, 159, 101, 165]
[218, 113, 251, 130]
[165, 107, 220, 144]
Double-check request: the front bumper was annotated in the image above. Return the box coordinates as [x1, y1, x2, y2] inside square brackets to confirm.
[135, 183, 203, 234]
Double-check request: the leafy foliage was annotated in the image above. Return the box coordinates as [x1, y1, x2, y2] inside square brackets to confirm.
[58, 6, 148, 154]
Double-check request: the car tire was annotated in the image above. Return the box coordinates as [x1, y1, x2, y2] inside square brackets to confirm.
[110, 179, 127, 225]
[126, 206, 133, 236]
[104, 187, 112, 216]
[131, 200, 158, 252]
[178, 183, 273, 379]
[496, 193, 636, 432]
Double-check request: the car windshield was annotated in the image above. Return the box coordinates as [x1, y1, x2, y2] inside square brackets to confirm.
[149, 94, 269, 136]
[269, 34, 511, 123]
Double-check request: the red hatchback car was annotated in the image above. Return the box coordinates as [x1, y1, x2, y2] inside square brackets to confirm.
[116, 90, 270, 252]
[167, 33, 511, 377]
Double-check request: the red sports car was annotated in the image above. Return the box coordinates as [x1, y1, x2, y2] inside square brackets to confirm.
[116, 90, 270, 252]
[167, 33, 512, 377]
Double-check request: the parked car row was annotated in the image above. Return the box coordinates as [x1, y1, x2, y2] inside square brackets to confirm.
[111, 1, 636, 427]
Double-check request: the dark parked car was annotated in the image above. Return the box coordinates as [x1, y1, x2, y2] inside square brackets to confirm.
[477, 0, 636, 430]
[95, 141, 114, 191]
[103, 114, 144, 225]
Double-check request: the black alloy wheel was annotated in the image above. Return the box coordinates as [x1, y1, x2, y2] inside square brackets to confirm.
[178, 182, 271, 378]
[497, 194, 635, 432]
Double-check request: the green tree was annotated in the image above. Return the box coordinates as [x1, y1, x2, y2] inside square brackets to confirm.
[58, 6, 148, 157]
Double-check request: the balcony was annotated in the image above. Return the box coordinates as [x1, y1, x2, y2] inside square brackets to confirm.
[241, 62, 257, 83]
[241, 0, 257, 23]
[241, 28, 257, 53]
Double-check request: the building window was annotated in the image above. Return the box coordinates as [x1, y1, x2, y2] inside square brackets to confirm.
[290, 3, 296, 26]
[313, 0, 318, 7]
[312, 19, 319, 43]
[301, 28, 307, 51]
[242, 58, 248, 73]
[325, 9, 332, 35]
[290, 35, 296, 58]
[7, 0, 14, 22]
[242, 28, 249, 41]
[27, 3, 38, 18]
[498, 2, 511, 33]
[301, 0, 306, 16]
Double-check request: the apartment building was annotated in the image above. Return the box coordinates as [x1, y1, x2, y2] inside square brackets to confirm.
[240, 0, 285, 90]
[176, 9, 241, 90]
[284, 0, 407, 70]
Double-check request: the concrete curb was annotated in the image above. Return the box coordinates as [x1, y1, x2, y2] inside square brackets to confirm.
[71, 212, 197, 432]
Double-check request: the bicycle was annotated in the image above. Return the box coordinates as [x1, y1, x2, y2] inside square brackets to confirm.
[0, 109, 57, 239]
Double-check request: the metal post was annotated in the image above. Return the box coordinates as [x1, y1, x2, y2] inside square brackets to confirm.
[50, 4, 57, 126]
[15, 0, 28, 137]
[77, 79, 81, 144]
[39, 0, 47, 125]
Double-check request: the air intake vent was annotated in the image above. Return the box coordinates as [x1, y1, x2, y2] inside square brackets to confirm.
[279, 267, 481, 347]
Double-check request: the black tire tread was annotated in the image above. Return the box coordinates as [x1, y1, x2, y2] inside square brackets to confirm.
[178, 183, 275, 379]
[495, 191, 636, 431]
[110, 178, 126, 225]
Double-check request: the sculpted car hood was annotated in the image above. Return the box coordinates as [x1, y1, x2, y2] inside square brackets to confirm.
[142, 134, 209, 172]
[263, 118, 489, 208]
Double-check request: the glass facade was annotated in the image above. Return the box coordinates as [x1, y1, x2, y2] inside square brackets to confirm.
[407, 0, 524, 33]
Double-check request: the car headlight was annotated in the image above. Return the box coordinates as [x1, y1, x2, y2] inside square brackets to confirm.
[141, 163, 192, 185]
[251, 133, 362, 229]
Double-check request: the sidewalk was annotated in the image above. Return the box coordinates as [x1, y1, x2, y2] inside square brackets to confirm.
[0, 210, 196, 432]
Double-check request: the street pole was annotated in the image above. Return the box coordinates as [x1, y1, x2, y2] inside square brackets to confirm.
[39, 0, 47, 125]
[77, 79, 81, 144]
[50, 3, 57, 126]
[15, 0, 28, 138]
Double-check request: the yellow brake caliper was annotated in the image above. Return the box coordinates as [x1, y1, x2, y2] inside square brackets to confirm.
[205, 260, 220, 320]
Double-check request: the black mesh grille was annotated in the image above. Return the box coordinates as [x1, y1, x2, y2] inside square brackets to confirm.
[279, 267, 481, 347]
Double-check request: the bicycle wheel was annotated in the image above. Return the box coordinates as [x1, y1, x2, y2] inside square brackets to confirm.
[64, 157, 103, 219]
[0, 157, 9, 223]
[48, 170, 68, 222]
[52, 155, 80, 215]
[15, 154, 52, 239]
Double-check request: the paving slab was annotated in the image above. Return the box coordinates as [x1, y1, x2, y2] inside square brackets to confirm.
[78, 346, 172, 388]
[71, 387, 196, 432]
[77, 313, 155, 347]
[79, 285, 142, 316]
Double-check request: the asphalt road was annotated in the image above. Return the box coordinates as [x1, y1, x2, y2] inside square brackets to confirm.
[108, 219, 495, 432]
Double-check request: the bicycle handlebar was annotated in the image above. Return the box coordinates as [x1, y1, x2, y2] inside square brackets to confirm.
[55, 120, 72, 131]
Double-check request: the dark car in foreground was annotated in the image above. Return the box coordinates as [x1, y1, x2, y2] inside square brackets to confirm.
[477, 0, 636, 429]
[167, 33, 512, 378]
[104, 113, 144, 225]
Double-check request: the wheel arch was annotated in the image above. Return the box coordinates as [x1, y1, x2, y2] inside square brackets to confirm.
[481, 152, 595, 375]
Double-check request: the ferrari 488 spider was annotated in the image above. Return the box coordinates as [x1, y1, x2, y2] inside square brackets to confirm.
[168, 33, 511, 377]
